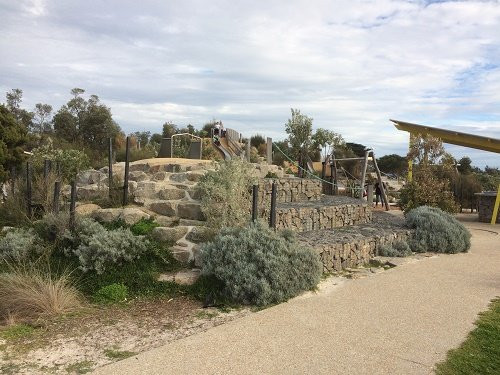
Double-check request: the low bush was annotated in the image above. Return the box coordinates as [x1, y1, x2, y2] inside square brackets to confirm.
[33, 212, 71, 243]
[0, 265, 81, 323]
[130, 217, 159, 236]
[406, 206, 471, 254]
[94, 283, 128, 303]
[201, 221, 322, 306]
[378, 241, 411, 257]
[0, 228, 42, 263]
[62, 218, 149, 274]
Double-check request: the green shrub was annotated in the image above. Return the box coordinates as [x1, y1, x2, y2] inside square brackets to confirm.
[201, 221, 322, 306]
[0, 228, 42, 263]
[62, 218, 149, 274]
[31, 144, 90, 182]
[378, 241, 411, 257]
[94, 283, 128, 303]
[130, 217, 159, 236]
[405, 206, 471, 254]
[399, 167, 458, 213]
[197, 159, 256, 233]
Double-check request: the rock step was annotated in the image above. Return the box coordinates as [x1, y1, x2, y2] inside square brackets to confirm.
[146, 200, 205, 221]
[158, 269, 201, 285]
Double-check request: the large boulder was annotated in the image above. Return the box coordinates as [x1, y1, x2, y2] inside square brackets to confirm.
[151, 226, 189, 243]
[177, 202, 204, 221]
[75, 203, 101, 216]
[147, 200, 177, 217]
[92, 207, 150, 225]
[157, 186, 186, 200]
[77, 170, 107, 186]
[77, 184, 106, 200]
[186, 226, 212, 243]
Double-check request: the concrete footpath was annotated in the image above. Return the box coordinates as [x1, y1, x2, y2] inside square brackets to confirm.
[95, 219, 499, 375]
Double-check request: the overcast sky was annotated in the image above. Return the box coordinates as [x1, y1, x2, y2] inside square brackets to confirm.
[1, 0, 499, 167]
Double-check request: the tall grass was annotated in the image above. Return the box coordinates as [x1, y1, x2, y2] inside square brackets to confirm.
[0, 264, 82, 324]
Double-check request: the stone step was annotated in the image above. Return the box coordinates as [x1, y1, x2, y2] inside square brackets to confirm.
[146, 200, 205, 221]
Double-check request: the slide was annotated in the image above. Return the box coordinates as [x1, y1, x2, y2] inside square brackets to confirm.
[213, 137, 232, 160]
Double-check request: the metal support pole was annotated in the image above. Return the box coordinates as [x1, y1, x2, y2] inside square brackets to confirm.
[330, 163, 335, 195]
[252, 184, 259, 222]
[367, 184, 374, 207]
[122, 136, 130, 206]
[266, 137, 272, 164]
[26, 162, 32, 218]
[53, 180, 61, 214]
[69, 180, 76, 228]
[321, 161, 326, 194]
[332, 154, 338, 195]
[269, 182, 277, 229]
[108, 137, 113, 198]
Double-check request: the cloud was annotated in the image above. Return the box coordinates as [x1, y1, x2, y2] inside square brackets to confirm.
[0, 0, 499, 166]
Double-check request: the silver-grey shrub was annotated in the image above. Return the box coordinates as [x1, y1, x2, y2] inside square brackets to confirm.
[0, 228, 42, 262]
[63, 218, 149, 274]
[378, 241, 411, 257]
[201, 221, 322, 306]
[405, 206, 471, 254]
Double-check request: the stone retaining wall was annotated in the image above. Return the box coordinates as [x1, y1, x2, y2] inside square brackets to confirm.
[258, 178, 322, 207]
[476, 192, 499, 223]
[274, 196, 372, 232]
[299, 212, 412, 272]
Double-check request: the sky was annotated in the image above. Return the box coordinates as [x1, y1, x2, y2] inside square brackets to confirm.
[1, 0, 499, 167]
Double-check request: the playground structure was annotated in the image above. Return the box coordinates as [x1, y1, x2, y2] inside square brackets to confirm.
[392, 119, 500, 224]
[158, 133, 203, 159]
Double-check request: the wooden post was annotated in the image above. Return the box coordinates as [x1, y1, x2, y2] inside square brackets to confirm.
[359, 150, 370, 199]
[53, 180, 61, 214]
[246, 141, 251, 162]
[26, 162, 32, 218]
[108, 137, 113, 198]
[69, 180, 76, 228]
[372, 152, 390, 211]
[43, 159, 51, 179]
[269, 182, 277, 229]
[367, 184, 374, 207]
[330, 162, 335, 195]
[332, 154, 338, 195]
[266, 137, 273, 165]
[252, 184, 259, 222]
[122, 136, 130, 206]
[321, 161, 326, 194]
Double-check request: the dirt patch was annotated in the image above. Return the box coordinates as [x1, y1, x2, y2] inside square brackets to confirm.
[0, 297, 250, 374]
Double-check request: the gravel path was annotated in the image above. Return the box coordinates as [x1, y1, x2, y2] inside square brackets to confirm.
[94, 216, 500, 375]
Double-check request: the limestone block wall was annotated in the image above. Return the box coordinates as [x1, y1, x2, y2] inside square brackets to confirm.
[275, 201, 372, 232]
[477, 192, 500, 223]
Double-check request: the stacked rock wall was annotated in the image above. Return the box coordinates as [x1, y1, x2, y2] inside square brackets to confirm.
[477, 192, 500, 223]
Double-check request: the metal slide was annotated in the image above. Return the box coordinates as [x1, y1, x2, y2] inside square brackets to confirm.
[213, 137, 232, 160]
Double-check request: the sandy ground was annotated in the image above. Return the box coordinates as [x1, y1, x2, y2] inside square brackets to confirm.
[94, 217, 500, 375]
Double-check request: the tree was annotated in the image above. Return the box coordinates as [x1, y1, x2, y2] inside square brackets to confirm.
[150, 133, 162, 145]
[250, 134, 266, 149]
[377, 154, 407, 176]
[408, 133, 445, 165]
[345, 142, 366, 157]
[457, 156, 473, 174]
[32, 103, 53, 134]
[0, 105, 28, 182]
[5, 89, 33, 130]
[162, 122, 178, 138]
[52, 89, 121, 153]
[132, 131, 151, 148]
[285, 108, 313, 163]
[312, 128, 345, 161]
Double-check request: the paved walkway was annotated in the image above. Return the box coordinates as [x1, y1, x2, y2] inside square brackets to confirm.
[95, 218, 499, 375]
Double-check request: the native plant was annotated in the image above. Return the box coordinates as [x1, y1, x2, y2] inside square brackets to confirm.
[201, 221, 322, 306]
[378, 241, 411, 257]
[400, 166, 458, 213]
[405, 206, 471, 254]
[63, 218, 149, 274]
[197, 159, 256, 234]
[0, 228, 42, 263]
